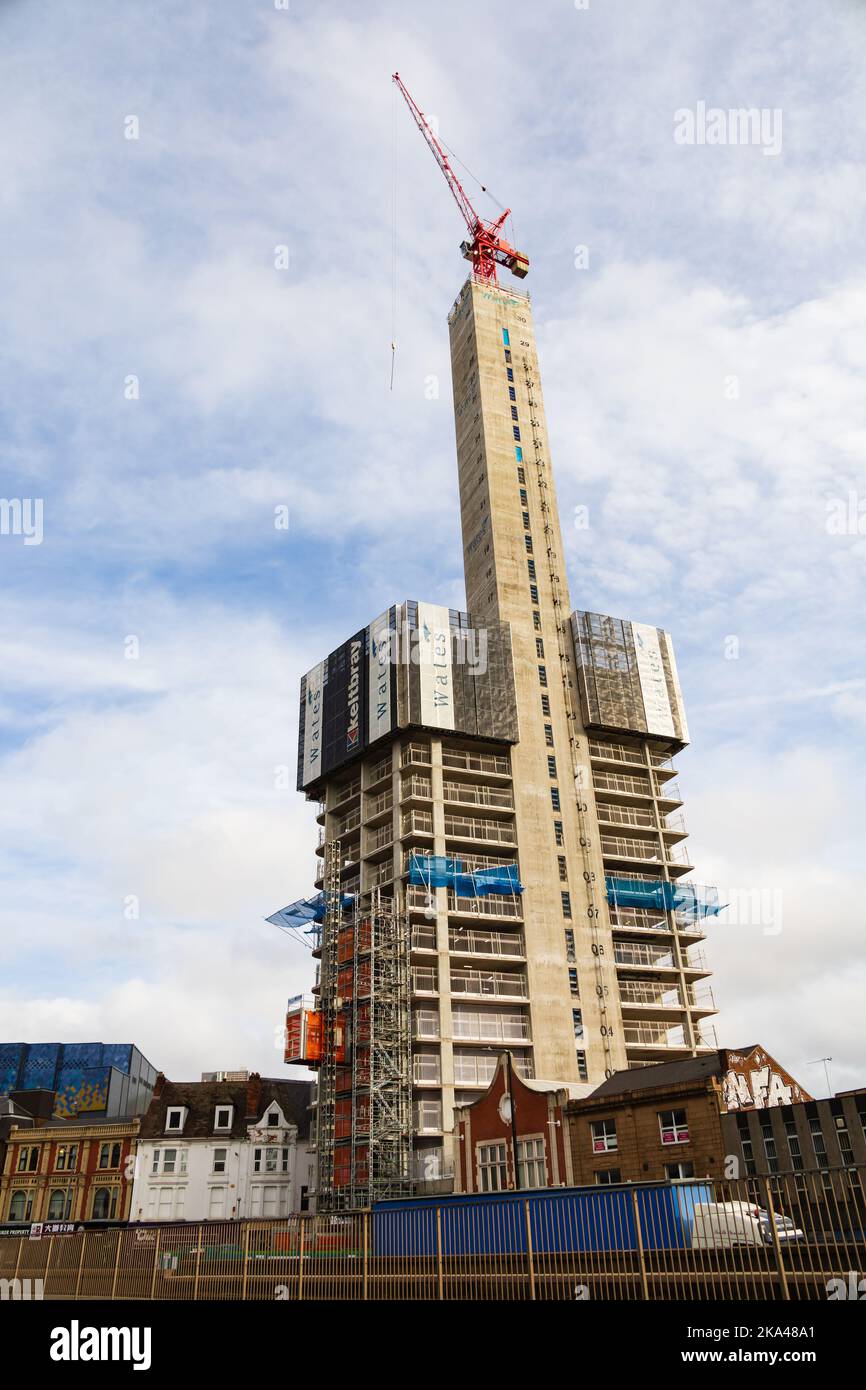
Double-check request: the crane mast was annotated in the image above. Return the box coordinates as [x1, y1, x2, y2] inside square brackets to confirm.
[392, 72, 529, 286]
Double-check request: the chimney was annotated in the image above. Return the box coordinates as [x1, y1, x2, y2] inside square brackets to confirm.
[246, 1073, 262, 1118]
[152, 1072, 167, 1099]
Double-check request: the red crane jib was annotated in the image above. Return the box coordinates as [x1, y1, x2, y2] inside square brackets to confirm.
[393, 72, 529, 285]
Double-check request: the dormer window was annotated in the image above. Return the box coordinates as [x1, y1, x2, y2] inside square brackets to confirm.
[214, 1106, 233, 1132]
[267, 1111, 279, 1127]
[165, 1106, 187, 1133]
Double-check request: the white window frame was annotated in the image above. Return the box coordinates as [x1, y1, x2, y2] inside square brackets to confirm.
[517, 1136, 546, 1188]
[165, 1106, 187, 1133]
[591, 1119, 618, 1154]
[152, 1146, 187, 1176]
[214, 1106, 233, 1132]
[658, 1109, 690, 1145]
[477, 1141, 509, 1193]
[212, 1147, 228, 1174]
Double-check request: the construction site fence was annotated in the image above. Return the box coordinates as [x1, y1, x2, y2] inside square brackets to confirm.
[1, 1168, 864, 1301]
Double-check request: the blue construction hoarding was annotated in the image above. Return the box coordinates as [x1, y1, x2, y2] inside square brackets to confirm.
[373, 1181, 714, 1257]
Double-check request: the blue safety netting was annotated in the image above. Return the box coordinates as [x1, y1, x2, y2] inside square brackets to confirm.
[266, 891, 356, 935]
[605, 876, 724, 921]
[408, 854, 523, 897]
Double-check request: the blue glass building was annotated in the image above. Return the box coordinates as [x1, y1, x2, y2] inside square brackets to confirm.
[0, 1042, 158, 1119]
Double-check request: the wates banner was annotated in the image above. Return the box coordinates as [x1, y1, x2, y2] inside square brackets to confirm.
[631, 622, 675, 738]
[416, 601, 455, 730]
[301, 661, 325, 787]
[368, 609, 394, 743]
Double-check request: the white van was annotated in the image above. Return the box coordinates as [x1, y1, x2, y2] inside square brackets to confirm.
[690, 1201, 768, 1249]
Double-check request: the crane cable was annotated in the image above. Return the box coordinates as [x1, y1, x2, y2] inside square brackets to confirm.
[438, 131, 516, 247]
[391, 80, 398, 390]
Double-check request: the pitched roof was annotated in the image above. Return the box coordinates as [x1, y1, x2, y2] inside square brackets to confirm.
[137, 1076, 314, 1141]
[585, 1052, 723, 1099]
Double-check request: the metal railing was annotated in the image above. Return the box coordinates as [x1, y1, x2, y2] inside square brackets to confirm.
[368, 860, 394, 888]
[402, 776, 432, 800]
[400, 742, 431, 768]
[610, 906, 672, 933]
[453, 1052, 535, 1086]
[443, 782, 513, 810]
[366, 823, 393, 852]
[619, 981, 684, 1008]
[601, 835, 663, 861]
[454, 852, 519, 873]
[588, 740, 646, 767]
[614, 943, 677, 969]
[452, 1012, 531, 1043]
[444, 816, 516, 845]
[411, 927, 437, 951]
[655, 779, 682, 801]
[365, 757, 392, 786]
[334, 779, 361, 806]
[3, 1167, 861, 1301]
[448, 928, 525, 958]
[450, 970, 528, 999]
[448, 892, 522, 921]
[623, 1023, 689, 1046]
[593, 770, 653, 797]
[624, 1023, 716, 1049]
[597, 803, 655, 828]
[442, 749, 510, 776]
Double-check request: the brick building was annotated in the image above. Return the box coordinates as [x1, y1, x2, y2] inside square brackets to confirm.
[454, 1052, 591, 1192]
[452, 1044, 861, 1196]
[566, 1046, 812, 1186]
[566, 1054, 728, 1186]
[1, 1111, 139, 1226]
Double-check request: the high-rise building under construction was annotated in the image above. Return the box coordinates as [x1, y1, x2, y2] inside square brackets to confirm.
[271, 81, 721, 1209]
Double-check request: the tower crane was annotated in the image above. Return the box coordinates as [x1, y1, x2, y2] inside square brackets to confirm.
[392, 72, 529, 286]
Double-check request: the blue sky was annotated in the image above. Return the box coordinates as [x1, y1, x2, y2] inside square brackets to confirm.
[1, 0, 864, 1093]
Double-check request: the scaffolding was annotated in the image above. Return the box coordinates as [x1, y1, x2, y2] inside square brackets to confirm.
[351, 887, 412, 1208]
[314, 838, 343, 1205]
[314, 838, 412, 1212]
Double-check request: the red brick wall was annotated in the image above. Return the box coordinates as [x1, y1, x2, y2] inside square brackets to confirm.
[455, 1059, 569, 1192]
[566, 1081, 725, 1186]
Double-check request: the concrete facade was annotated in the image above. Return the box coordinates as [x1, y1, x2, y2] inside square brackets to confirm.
[448, 278, 718, 1081]
[449, 279, 626, 1089]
